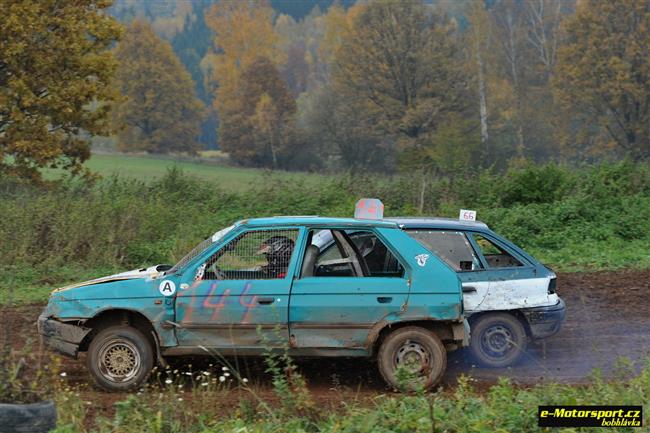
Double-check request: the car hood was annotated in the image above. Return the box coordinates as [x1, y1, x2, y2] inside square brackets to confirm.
[52, 264, 168, 293]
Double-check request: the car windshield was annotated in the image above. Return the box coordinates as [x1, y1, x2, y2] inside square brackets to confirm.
[168, 225, 235, 274]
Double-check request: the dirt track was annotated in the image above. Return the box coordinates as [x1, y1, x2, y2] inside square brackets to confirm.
[5, 270, 650, 418]
[445, 269, 650, 384]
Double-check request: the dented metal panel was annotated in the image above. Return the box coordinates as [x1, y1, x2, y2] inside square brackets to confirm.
[41, 271, 177, 347]
[479, 276, 554, 311]
[37, 315, 91, 358]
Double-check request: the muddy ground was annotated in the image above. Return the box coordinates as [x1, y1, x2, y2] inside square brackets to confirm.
[4, 269, 650, 422]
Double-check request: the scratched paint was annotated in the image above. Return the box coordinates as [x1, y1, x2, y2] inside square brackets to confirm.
[175, 277, 290, 348]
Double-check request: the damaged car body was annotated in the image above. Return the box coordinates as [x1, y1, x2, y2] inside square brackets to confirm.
[38, 217, 467, 391]
[316, 217, 566, 367]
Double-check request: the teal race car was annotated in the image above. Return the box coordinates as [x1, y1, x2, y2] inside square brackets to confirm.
[38, 216, 467, 391]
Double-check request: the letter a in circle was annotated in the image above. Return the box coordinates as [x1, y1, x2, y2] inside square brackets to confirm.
[159, 280, 176, 296]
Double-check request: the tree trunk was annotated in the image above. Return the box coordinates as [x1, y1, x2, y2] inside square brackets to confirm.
[476, 43, 489, 158]
[269, 141, 278, 169]
[418, 170, 426, 214]
[515, 95, 526, 160]
[269, 125, 279, 169]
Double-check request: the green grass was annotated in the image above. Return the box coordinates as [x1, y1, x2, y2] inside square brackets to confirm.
[50, 358, 650, 433]
[0, 264, 124, 305]
[43, 153, 326, 192]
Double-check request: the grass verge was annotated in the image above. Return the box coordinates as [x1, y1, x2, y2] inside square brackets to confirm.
[50, 358, 649, 433]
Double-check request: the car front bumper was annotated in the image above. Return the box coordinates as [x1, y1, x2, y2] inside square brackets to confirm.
[37, 314, 91, 358]
[521, 298, 566, 339]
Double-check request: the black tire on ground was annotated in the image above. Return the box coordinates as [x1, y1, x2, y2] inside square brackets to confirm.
[377, 326, 447, 391]
[0, 400, 56, 433]
[470, 313, 527, 368]
[86, 325, 154, 392]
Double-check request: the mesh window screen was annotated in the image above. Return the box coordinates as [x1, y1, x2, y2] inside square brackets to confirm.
[170, 225, 235, 274]
[204, 229, 298, 280]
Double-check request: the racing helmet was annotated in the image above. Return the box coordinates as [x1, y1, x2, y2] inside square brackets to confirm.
[256, 235, 295, 268]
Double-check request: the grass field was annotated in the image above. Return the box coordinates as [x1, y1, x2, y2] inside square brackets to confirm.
[44, 153, 325, 191]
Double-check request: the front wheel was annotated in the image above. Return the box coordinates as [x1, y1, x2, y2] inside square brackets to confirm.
[470, 313, 527, 368]
[86, 325, 154, 392]
[377, 326, 447, 391]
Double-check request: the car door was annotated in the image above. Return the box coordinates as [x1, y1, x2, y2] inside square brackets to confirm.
[288, 228, 409, 351]
[174, 227, 303, 352]
[405, 229, 490, 312]
[467, 232, 550, 310]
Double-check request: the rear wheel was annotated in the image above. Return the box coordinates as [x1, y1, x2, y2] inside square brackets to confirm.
[377, 326, 446, 391]
[470, 313, 527, 368]
[87, 325, 154, 392]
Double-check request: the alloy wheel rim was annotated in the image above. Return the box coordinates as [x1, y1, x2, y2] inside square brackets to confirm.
[97, 339, 141, 383]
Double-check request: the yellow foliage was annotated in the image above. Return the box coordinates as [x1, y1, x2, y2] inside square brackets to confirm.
[204, 0, 284, 115]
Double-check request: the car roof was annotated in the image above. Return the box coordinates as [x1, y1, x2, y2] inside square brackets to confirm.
[386, 217, 490, 230]
[239, 216, 399, 229]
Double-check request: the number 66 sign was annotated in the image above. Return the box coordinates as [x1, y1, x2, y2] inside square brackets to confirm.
[459, 209, 477, 222]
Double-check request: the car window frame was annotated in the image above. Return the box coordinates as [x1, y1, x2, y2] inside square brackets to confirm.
[464, 230, 533, 270]
[404, 227, 535, 272]
[298, 227, 407, 280]
[346, 230, 407, 278]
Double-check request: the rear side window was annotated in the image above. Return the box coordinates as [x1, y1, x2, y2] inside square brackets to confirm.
[471, 234, 523, 268]
[407, 230, 482, 271]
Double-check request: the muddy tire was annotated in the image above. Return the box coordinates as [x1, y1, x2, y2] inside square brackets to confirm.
[377, 326, 446, 391]
[470, 313, 527, 368]
[86, 325, 153, 392]
[0, 400, 56, 433]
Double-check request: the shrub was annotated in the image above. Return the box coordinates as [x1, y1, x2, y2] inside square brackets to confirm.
[2, 161, 650, 301]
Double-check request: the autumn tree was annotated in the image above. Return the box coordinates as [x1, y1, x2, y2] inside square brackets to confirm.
[555, 0, 650, 159]
[297, 2, 387, 173]
[329, 0, 472, 205]
[220, 57, 297, 167]
[203, 0, 289, 165]
[298, 84, 388, 173]
[0, 0, 122, 180]
[113, 20, 205, 154]
[332, 0, 470, 146]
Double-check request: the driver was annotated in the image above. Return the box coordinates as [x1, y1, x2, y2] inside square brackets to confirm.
[256, 235, 295, 278]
